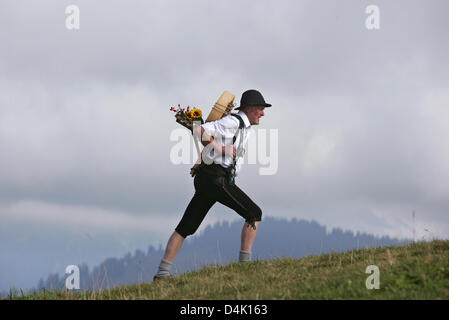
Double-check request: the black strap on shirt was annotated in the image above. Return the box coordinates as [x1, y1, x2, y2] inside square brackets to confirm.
[230, 113, 245, 143]
[227, 113, 246, 186]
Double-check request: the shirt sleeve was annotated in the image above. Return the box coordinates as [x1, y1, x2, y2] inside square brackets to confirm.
[201, 115, 240, 139]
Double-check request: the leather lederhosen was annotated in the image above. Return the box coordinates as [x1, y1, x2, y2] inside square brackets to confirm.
[175, 162, 262, 238]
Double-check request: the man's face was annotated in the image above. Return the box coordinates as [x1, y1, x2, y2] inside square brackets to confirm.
[244, 106, 265, 125]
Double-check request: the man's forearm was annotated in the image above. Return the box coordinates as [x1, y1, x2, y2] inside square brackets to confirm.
[194, 126, 235, 158]
[199, 127, 222, 154]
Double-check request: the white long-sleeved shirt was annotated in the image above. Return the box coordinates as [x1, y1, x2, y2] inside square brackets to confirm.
[200, 110, 251, 176]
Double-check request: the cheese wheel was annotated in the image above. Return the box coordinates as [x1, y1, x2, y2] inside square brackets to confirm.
[205, 91, 235, 122]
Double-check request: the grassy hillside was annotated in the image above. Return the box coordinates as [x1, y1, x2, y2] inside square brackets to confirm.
[6, 240, 449, 300]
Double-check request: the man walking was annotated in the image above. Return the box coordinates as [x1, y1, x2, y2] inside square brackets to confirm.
[154, 89, 271, 280]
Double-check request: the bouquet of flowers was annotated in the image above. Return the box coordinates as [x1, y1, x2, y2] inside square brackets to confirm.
[169, 104, 204, 133]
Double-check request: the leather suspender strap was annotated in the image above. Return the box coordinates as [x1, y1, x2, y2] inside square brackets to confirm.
[227, 113, 245, 186]
[230, 113, 245, 143]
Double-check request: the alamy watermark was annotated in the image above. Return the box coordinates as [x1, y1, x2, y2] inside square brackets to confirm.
[65, 5, 80, 30]
[365, 5, 380, 30]
[169, 125, 279, 176]
[365, 265, 380, 289]
[65, 265, 80, 290]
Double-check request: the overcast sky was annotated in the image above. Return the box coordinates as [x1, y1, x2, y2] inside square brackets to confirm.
[1, 0, 448, 292]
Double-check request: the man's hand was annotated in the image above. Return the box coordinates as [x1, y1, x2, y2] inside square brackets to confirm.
[190, 162, 200, 177]
[222, 145, 236, 158]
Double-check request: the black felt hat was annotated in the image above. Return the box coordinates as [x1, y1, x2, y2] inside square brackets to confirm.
[236, 89, 272, 110]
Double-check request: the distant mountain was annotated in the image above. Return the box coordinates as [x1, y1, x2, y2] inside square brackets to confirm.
[35, 217, 409, 292]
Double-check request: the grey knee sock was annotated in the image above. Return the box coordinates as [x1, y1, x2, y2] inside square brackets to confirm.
[239, 250, 251, 262]
[155, 258, 172, 278]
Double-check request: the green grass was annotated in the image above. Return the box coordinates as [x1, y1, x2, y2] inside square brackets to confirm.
[6, 240, 449, 300]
